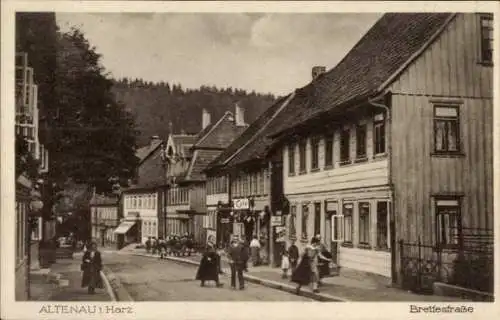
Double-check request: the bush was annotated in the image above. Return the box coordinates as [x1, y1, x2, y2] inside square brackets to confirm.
[452, 254, 493, 293]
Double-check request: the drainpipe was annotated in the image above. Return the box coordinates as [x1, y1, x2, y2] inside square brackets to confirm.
[367, 93, 395, 285]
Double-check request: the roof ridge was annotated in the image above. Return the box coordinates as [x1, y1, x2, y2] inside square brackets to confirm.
[223, 92, 296, 166]
[194, 111, 234, 147]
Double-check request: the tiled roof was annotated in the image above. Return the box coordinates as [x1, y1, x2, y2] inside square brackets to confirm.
[193, 112, 247, 149]
[90, 194, 118, 206]
[135, 140, 163, 163]
[267, 13, 454, 138]
[184, 149, 222, 181]
[206, 94, 290, 172]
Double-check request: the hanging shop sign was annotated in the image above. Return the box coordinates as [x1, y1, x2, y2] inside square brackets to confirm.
[271, 216, 282, 227]
[206, 229, 216, 245]
[233, 198, 250, 210]
[275, 226, 287, 242]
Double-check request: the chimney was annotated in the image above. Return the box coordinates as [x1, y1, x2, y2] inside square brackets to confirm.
[202, 108, 211, 130]
[312, 66, 326, 80]
[150, 135, 161, 146]
[235, 102, 246, 127]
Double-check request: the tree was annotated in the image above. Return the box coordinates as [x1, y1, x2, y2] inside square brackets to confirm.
[49, 27, 139, 193]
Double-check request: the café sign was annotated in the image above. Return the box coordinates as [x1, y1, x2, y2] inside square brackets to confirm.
[233, 198, 250, 210]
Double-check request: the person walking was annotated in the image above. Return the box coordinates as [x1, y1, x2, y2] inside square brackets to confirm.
[288, 240, 299, 273]
[81, 241, 103, 294]
[281, 250, 290, 279]
[249, 236, 261, 267]
[195, 242, 223, 287]
[145, 237, 152, 253]
[227, 235, 248, 290]
[292, 237, 331, 294]
[315, 234, 332, 287]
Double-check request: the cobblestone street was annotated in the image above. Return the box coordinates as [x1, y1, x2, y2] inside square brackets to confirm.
[104, 252, 312, 301]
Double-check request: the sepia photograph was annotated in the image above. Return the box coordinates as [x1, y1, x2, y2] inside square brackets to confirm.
[1, 1, 498, 319]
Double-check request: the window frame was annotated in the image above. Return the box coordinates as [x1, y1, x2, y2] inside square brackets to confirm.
[340, 126, 351, 165]
[434, 197, 462, 249]
[433, 104, 461, 154]
[373, 114, 386, 156]
[342, 203, 354, 245]
[289, 205, 297, 240]
[355, 123, 368, 161]
[298, 139, 307, 174]
[479, 14, 493, 65]
[358, 202, 371, 247]
[288, 144, 296, 175]
[324, 133, 334, 168]
[311, 136, 320, 171]
[376, 201, 390, 250]
[301, 204, 309, 241]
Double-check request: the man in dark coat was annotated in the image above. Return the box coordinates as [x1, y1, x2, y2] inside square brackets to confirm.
[288, 240, 299, 272]
[227, 235, 248, 290]
[81, 241, 103, 294]
[195, 242, 223, 287]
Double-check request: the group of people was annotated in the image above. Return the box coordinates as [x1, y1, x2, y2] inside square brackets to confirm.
[195, 234, 249, 290]
[145, 233, 195, 258]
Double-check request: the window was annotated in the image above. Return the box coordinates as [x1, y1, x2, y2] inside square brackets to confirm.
[289, 206, 297, 239]
[434, 105, 460, 153]
[260, 171, 265, 194]
[373, 114, 386, 155]
[358, 202, 370, 246]
[324, 134, 334, 167]
[480, 15, 493, 64]
[311, 137, 320, 170]
[376, 201, 389, 249]
[288, 144, 296, 175]
[301, 204, 309, 240]
[133, 196, 137, 208]
[314, 202, 321, 236]
[299, 140, 307, 173]
[340, 127, 351, 165]
[435, 198, 461, 248]
[343, 203, 353, 244]
[356, 124, 367, 160]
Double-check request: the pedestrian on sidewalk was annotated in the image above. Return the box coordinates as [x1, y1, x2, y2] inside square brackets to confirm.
[292, 237, 332, 294]
[227, 235, 247, 290]
[145, 237, 152, 253]
[195, 242, 223, 288]
[281, 250, 290, 279]
[81, 241, 103, 295]
[315, 234, 333, 287]
[249, 236, 261, 267]
[288, 240, 299, 273]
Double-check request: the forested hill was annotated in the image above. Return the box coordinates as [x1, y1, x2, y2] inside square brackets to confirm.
[111, 78, 277, 146]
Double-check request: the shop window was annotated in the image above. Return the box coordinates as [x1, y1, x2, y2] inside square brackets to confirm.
[434, 105, 460, 154]
[301, 204, 309, 240]
[340, 127, 351, 165]
[376, 201, 389, 249]
[358, 202, 370, 246]
[289, 206, 297, 239]
[324, 134, 334, 167]
[343, 203, 353, 244]
[435, 198, 461, 248]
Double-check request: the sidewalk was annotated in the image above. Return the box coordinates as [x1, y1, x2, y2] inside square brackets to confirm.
[123, 249, 468, 302]
[30, 253, 112, 301]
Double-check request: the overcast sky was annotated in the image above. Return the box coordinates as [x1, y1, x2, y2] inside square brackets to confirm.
[56, 13, 382, 96]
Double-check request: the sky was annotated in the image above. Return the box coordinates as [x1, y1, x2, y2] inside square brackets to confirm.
[56, 13, 382, 96]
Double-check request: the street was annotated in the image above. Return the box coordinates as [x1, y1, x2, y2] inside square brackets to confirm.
[104, 253, 312, 301]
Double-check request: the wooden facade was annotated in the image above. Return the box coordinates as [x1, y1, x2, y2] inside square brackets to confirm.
[388, 13, 493, 268]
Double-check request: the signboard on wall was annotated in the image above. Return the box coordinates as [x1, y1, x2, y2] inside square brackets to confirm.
[271, 216, 282, 227]
[233, 198, 250, 210]
[206, 229, 216, 245]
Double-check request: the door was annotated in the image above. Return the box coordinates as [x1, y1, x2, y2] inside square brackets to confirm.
[331, 211, 343, 265]
[389, 203, 397, 283]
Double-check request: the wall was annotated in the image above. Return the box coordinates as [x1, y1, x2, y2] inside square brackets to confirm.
[189, 183, 206, 214]
[389, 13, 494, 246]
[137, 147, 166, 186]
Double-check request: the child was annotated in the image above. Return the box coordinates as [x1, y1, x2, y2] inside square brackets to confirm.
[281, 250, 290, 279]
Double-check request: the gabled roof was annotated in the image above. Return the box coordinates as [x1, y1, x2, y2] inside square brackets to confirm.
[205, 94, 291, 172]
[184, 149, 222, 181]
[268, 13, 455, 138]
[135, 140, 163, 164]
[193, 111, 247, 149]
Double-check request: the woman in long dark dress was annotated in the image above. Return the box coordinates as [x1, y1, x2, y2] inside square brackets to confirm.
[81, 241, 103, 294]
[195, 243, 223, 287]
[291, 246, 313, 294]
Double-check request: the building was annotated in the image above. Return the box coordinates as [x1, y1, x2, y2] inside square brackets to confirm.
[90, 194, 120, 247]
[266, 13, 493, 287]
[116, 136, 166, 245]
[166, 107, 247, 244]
[204, 95, 295, 264]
